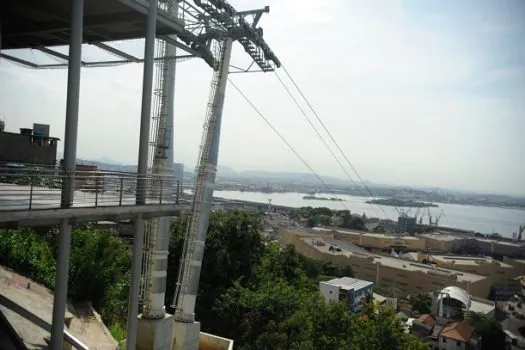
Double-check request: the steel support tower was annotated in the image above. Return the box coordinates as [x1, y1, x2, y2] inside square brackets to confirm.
[171, 3, 281, 349]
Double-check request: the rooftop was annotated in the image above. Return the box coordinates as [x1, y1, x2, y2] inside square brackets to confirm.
[313, 227, 422, 241]
[301, 237, 367, 255]
[439, 321, 475, 343]
[418, 314, 436, 326]
[303, 238, 488, 283]
[432, 255, 514, 268]
[323, 277, 373, 291]
[469, 296, 496, 315]
[421, 233, 462, 241]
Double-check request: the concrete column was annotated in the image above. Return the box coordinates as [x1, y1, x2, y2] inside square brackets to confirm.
[127, 0, 158, 348]
[127, 214, 145, 349]
[136, 0, 158, 205]
[141, 1, 178, 318]
[50, 0, 83, 348]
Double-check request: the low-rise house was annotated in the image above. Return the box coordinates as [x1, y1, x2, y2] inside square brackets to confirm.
[411, 314, 481, 350]
[319, 277, 373, 313]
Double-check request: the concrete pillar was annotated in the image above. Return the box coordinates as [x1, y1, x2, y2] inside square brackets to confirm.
[126, 0, 158, 348]
[50, 0, 83, 348]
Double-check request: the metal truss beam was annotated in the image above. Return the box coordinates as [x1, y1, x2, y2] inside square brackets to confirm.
[0, 53, 38, 68]
[1, 51, 195, 69]
[37, 47, 87, 65]
[94, 42, 140, 62]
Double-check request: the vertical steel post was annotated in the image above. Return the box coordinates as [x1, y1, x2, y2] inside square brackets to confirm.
[95, 176, 99, 207]
[159, 176, 163, 204]
[119, 177, 124, 206]
[135, 0, 157, 206]
[176, 180, 180, 204]
[50, 0, 83, 348]
[174, 38, 233, 322]
[29, 178, 33, 210]
[127, 0, 157, 348]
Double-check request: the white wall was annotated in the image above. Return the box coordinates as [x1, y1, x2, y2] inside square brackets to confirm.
[319, 282, 340, 303]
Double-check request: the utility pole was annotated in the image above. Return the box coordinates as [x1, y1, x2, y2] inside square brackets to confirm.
[171, 2, 280, 349]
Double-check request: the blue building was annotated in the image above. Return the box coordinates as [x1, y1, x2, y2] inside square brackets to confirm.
[319, 277, 374, 313]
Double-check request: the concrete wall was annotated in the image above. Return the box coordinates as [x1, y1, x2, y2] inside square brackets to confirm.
[438, 336, 467, 350]
[333, 230, 426, 250]
[319, 282, 340, 303]
[199, 332, 234, 350]
[0, 132, 57, 165]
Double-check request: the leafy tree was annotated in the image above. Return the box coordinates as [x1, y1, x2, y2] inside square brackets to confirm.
[306, 216, 317, 227]
[467, 312, 506, 350]
[0, 229, 56, 288]
[408, 292, 432, 315]
[317, 214, 332, 226]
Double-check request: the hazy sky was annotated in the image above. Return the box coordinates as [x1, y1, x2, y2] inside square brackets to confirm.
[1, 0, 524, 195]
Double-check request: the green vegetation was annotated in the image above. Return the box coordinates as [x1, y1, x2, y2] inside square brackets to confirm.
[366, 198, 438, 208]
[466, 312, 506, 350]
[294, 206, 365, 230]
[0, 211, 427, 349]
[408, 292, 432, 315]
[0, 226, 130, 327]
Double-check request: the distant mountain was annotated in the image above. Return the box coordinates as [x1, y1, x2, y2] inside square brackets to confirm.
[216, 168, 356, 186]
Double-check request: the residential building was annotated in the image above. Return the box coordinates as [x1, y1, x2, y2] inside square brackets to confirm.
[319, 277, 373, 313]
[411, 315, 481, 350]
[438, 321, 480, 350]
[0, 125, 59, 165]
[373, 292, 398, 311]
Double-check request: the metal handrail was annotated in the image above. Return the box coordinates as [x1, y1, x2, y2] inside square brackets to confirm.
[0, 166, 181, 211]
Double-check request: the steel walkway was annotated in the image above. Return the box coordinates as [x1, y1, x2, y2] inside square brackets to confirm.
[0, 166, 187, 228]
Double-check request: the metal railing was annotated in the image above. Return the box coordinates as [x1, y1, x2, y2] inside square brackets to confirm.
[0, 166, 182, 211]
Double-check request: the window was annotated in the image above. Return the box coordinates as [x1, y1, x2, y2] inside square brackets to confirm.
[442, 338, 447, 343]
[456, 341, 461, 346]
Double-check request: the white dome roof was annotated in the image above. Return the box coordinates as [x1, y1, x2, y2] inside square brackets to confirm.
[437, 286, 471, 308]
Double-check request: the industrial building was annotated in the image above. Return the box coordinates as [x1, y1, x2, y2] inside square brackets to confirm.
[424, 254, 521, 287]
[422, 233, 525, 257]
[398, 215, 416, 235]
[313, 227, 426, 250]
[431, 286, 495, 320]
[280, 229, 492, 298]
[319, 277, 374, 313]
[0, 124, 59, 165]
